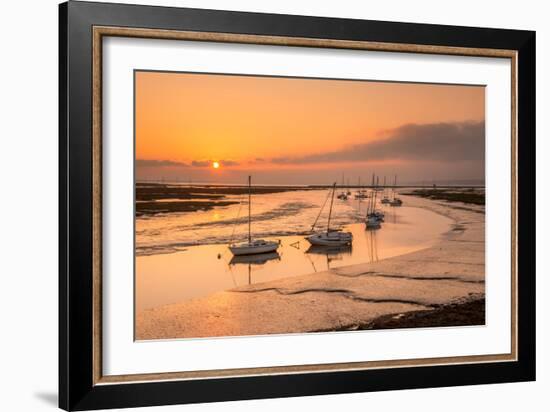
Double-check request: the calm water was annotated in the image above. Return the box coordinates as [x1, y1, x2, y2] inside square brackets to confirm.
[136, 189, 359, 255]
[136, 190, 453, 311]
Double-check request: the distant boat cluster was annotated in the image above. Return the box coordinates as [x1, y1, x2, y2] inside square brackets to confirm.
[228, 174, 404, 257]
[337, 173, 402, 232]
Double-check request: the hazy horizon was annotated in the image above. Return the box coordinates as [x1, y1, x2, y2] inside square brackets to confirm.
[135, 71, 485, 185]
[135, 177, 485, 187]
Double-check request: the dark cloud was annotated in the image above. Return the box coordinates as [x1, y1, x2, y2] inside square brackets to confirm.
[191, 160, 211, 167]
[221, 160, 240, 166]
[136, 159, 189, 167]
[272, 121, 485, 164]
[246, 158, 265, 165]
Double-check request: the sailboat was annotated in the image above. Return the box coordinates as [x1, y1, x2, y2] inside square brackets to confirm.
[337, 173, 348, 200]
[381, 176, 390, 204]
[366, 175, 383, 229]
[307, 183, 353, 246]
[389, 175, 403, 207]
[354, 176, 369, 199]
[370, 175, 385, 221]
[229, 176, 280, 256]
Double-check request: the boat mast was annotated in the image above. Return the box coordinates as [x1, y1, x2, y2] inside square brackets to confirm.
[327, 182, 336, 234]
[393, 175, 397, 200]
[370, 176, 377, 215]
[248, 175, 252, 244]
[373, 179, 378, 211]
[376, 177, 380, 208]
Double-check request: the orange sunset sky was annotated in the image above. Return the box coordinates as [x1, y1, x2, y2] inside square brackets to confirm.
[135, 71, 485, 185]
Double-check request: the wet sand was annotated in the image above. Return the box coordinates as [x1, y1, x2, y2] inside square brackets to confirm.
[136, 193, 485, 340]
[136, 183, 313, 216]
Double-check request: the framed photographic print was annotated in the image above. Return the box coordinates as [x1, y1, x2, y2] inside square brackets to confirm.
[59, 1, 535, 410]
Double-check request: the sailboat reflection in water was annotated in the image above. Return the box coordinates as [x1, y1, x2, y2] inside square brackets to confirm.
[228, 252, 281, 286]
[365, 229, 379, 263]
[305, 244, 352, 272]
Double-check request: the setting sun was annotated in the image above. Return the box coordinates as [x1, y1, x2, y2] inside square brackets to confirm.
[212, 161, 220, 169]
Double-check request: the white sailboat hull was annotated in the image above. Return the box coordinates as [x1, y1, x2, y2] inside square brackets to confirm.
[229, 240, 279, 256]
[307, 232, 353, 246]
[228, 176, 281, 257]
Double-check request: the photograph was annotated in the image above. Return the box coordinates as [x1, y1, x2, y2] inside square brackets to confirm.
[134, 71, 486, 340]
[54, 1, 537, 410]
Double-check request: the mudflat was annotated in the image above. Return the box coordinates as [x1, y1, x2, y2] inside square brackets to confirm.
[136, 193, 485, 340]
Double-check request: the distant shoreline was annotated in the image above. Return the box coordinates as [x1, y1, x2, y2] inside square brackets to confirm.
[403, 188, 485, 206]
[136, 184, 485, 217]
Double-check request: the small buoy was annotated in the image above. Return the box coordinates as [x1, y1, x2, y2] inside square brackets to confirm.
[217, 253, 221, 259]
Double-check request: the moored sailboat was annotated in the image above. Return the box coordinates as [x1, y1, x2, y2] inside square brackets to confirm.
[389, 198, 403, 206]
[354, 176, 370, 199]
[390, 175, 403, 207]
[381, 176, 390, 204]
[307, 183, 353, 246]
[337, 173, 348, 200]
[366, 175, 383, 229]
[229, 176, 280, 256]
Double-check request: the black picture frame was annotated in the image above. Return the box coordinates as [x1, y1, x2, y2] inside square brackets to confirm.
[59, 1, 536, 410]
